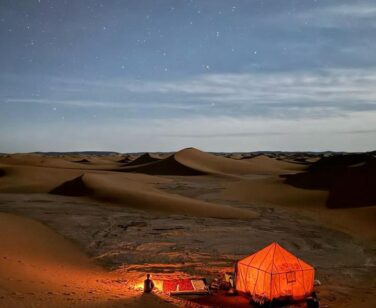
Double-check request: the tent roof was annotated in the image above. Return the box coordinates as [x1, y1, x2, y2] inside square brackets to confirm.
[238, 242, 314, 274]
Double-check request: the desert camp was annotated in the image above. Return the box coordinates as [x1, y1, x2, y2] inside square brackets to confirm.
[235, 243, 315, 304]
[1, 0, 376, 307]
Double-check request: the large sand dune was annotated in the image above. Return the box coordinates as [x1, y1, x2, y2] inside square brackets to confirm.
[283, 153, 376, 208]
[51, 172, 257, 219]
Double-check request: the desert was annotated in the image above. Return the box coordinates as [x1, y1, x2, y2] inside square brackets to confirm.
[0, 148, 375, 307]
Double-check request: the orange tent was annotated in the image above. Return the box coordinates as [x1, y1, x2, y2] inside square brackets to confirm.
[235, 242, 314, 301]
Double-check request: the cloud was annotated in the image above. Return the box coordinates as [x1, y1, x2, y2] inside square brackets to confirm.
[297, 2, 376, 29]
[324, 3, 376, 18]
[2, 111, 375, 153]
[121, 68, 376, 117]
[4, 67, 376, 120]
[2, 98, 197, 111]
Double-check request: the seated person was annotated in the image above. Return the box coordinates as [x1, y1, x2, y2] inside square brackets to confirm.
[144, 274, 154, 293]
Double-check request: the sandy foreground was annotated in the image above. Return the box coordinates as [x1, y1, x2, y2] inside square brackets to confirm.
[0, 148, 375, 307]
[0, 212, 177, 308]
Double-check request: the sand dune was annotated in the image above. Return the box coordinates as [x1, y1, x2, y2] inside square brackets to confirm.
[223, 176, 328, 208]
[125, 153, 162, 166]
[121, 147, 301, 176]
[242, 154, 307, 172]
[223, 176, 376, 239]
[0, 164, 82, 193]
[0, 161, 256, 218]
[118, 154, 136, 163]
[73, 158, 91, 163]
[51, 172, 257, 219]
[283, 153, 376, 208]
[50, 174, 92, 196]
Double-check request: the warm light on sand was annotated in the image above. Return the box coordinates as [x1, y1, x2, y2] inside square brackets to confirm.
[133, 278, 163, 291]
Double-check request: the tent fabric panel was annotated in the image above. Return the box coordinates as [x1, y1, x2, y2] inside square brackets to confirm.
[235, 262, 248, 292]
[270, 269, 314, 300]
[238, 243, 275, 272]
[236, 263, 272, 298]
[272, 244, 302, 274]
[301, 269, 315, 297]
[236, 265, 259, 293]
[255, 270, 271, 300]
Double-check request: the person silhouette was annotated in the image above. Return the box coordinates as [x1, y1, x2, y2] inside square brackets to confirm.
[143, 274, 154, 293]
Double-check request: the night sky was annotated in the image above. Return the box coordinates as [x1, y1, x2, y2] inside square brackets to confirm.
[1, 0, 375, 152]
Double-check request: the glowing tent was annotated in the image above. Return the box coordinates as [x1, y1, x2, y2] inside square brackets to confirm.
[235, 242, 314, 301]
